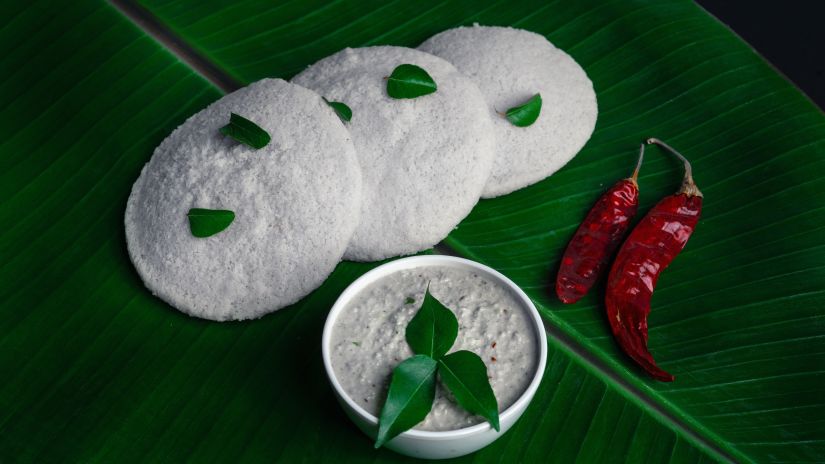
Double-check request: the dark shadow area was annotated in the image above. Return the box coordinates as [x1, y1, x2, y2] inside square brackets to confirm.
[697, 0, 825, 110]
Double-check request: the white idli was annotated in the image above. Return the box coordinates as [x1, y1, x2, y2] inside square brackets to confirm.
[292, 46, 495, 262]
[125, 78, 361, 321]
[419, 26, 598, 198]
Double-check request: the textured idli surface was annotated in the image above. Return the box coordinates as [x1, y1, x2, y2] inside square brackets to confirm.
[419, 26, 598, 198]
[125, 78, 361, 321]
[292, 46, 495, 261]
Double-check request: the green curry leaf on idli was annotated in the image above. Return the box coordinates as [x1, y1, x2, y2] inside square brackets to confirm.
[292, 47, 494, 261]
[219, 112, 271, 149]
[504, 93, 542, 127]
[322, 97, 352, 123]
[386, 64, 437, 99]
[187, 208, 235, 238]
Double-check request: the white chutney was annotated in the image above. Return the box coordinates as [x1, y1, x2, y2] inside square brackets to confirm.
[330, 265, 539, 431]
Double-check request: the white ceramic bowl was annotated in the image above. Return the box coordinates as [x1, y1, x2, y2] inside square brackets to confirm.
[321, 255, 548, 460]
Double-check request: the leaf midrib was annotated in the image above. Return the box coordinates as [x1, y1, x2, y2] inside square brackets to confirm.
[446, 230, 743, 463]
[437, 357, 485, 410]
[426, 306, 435, 357]
[398, 361, 437, 413]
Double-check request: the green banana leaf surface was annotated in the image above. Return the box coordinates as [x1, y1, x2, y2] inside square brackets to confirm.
[1, 0, 823, 462]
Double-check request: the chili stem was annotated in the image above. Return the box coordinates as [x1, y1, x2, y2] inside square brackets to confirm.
[646, 137, 703, 197]
[630, 143, 644, 183]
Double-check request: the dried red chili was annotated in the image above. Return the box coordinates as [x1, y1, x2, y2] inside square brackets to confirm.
[556, 145, 645, 304]
[605, 138, 703, 382]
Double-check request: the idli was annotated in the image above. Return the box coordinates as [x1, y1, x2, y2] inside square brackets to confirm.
[292, 46, 495, 262]
[419, 26, 598, 198]
[125, 78, 361, 321]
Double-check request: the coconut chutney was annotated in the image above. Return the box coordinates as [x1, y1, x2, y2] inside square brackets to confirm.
[330, 265, 539, 431]
[419, 25, 598, 198]
[291, 46, 495, 261]
[125, 78, 361, 321]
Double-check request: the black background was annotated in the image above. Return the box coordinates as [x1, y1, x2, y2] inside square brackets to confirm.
[696, 1, 824, 110]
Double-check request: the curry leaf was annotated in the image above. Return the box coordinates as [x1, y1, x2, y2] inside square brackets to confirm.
[374, 355, 437, 448]
[323, 97, 352, 122]
[386, 64, 437, 99]
[187, 208, 235, 238]
[505, 93, 542, 127]
[405, 286, 458, 359]
[438, 350, 500, 431]
[219, 112, 270, 149]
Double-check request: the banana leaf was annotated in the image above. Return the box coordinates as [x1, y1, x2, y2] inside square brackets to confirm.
[1, 0, 822, 462]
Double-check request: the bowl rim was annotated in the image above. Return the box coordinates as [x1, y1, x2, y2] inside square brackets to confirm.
[321, 255, 548, 441]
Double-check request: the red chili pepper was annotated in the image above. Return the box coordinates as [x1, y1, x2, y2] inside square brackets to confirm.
[605, 138, 703, 382]
[556, 145, 645, 304]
